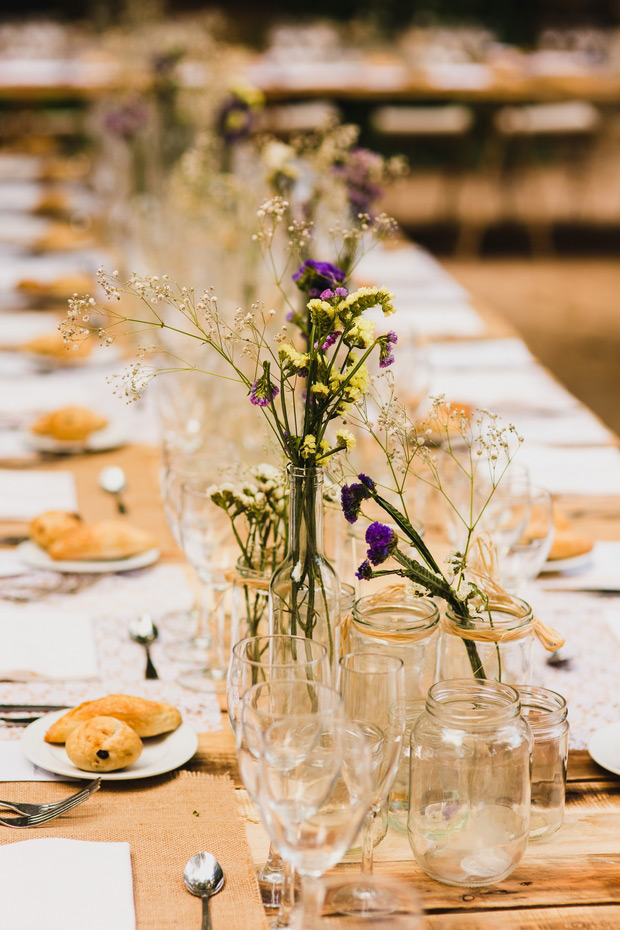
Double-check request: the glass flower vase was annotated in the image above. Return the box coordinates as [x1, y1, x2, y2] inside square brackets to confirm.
[270, 465, 341, 671]
[231, 555, 275, 646]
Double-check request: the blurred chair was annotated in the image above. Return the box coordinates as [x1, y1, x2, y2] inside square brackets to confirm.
[370, 104, 474, 228]
[258, 101, 341, 136]
[462, 100, 601, 254]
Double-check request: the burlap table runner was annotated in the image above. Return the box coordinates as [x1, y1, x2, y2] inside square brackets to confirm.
[0, 771, 268, 930]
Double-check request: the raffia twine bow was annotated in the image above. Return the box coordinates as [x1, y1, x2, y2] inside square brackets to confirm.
[445, 534, 565, 653]
[223, 568, 270, 591]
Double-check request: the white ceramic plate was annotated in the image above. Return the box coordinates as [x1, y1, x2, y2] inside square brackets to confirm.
[21, 710, 198, 781]
[17, 540, 160, 574]
[540, 551, 594, 574]
[588, 722, 620, 776]
[24, 421, 130, 455]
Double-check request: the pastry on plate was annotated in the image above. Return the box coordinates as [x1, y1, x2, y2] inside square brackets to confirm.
[30, 510, 81, 550]
[17, 272, 94, 298]
[45, 694, 182, 743]
[25, 331, 92, 363]
[47, 519, 156, 561]
[31, 406, 107, 441]
[548, 530, 594, 561]
[65, 716, 142, 772]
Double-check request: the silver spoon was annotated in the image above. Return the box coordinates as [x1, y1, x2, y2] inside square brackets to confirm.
[184, 852, 225, 930]
[98, 465, 128, 514]
[129, 613, 159, 680]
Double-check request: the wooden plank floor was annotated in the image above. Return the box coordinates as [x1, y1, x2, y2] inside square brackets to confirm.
[191, 715, 620, 928]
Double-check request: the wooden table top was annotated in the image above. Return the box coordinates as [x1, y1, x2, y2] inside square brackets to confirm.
[190, 703, 620, 929]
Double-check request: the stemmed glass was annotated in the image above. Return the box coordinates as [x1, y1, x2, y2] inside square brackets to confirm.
[334, 652, 405, 917]
[172, 476, 235, 689]
[238, 679, 342, 930]
[160, 447, 233, 636]
[258, 718, 373, 930]
[227, 635, 330, 910]
[498, 486, 555, 594]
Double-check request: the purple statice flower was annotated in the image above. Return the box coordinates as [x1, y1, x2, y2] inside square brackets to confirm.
[320, 286, 349, 300]
[355, 559, 373, 580]
[104, 99, 149, 141]
[378, 330, 398, 369]
[334, 147, 384, 217]
[216, 95, 254, 144]
[293, 260, 346, 297]
[286, 311, 294, 322]
[341, 479, 372, 524]
[250, 371, 279, 407]
[315, 330, 342, 351]
[358, 473, 375, 491]
[365, 522, 397, 565]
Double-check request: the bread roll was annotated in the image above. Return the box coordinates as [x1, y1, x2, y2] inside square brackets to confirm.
[30, 510, 81, 550]
[45, 694, 182, 743]
[47, 520, 157, 561]
[65, 716, 142, 772]
[31, 406, 107, 441]
[25, 331, 92, 362]
[548, 531, 594, 561]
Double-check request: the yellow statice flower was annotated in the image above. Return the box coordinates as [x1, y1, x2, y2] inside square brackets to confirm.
[335, 429, 356, 451]
[338, 286, 396, 324]
[279, 343, 310, 372]
[300, 435, 317, 458]
[345, 318, 375, 349]
[311, 382, 329, 396]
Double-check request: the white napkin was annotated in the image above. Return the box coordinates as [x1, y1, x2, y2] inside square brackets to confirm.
[519, 445, 620, 496]
[0, 608, 98, 680]
[428, 338, 534, 370]
[0, 742, 78, 781]
[0, 838, 135, 930]
[0, 469, 77, 520]
[429, 364, 576, 413]
[0, 311, 57, 348]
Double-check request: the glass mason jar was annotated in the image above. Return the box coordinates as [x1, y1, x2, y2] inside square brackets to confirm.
[516, 686, 569, 841]
[408, 679, 532, 886]
[231, 557, 272, 646]
[347, 590, 440, 702]
[439, 597, 534, 684]
[270, 466, 341, 671]
[388, 700, 425, 834]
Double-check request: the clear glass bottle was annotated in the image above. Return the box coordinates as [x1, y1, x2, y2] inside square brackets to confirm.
[516, 685, 569, 841]
[439, 596, 534, 684]
[270, 466, 341, 671]
[347, 590, 440, 702]
[388, 700, 425, 834]
[408, 679, 532, 886]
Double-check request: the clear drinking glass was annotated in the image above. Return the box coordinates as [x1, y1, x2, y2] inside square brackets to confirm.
[239, 679, 343, 930]
[388, 699, 426, 834]
[334, 652, 405, 917]
[409, 679, 532, 886]
[160, 447, 233, 636]
[516, 685, 569, 841]
[347, 590, 440, 702]
[226, 635, 329, 910]
[321, 875, 423, 929]
[499, 487, 555, 595]
[258, 718, 373, 930]
[172, 477, 235, 689]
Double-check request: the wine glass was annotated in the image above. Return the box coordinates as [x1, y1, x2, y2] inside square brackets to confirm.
[172, 477, 236, 689]
[498, 486, 555, 595]
[257, 718, 373, 930]
[334, 652, 405, 917]
[227, 635, 330, 910]
[159, 446, 234, 636]
[239, 679, 342, 930]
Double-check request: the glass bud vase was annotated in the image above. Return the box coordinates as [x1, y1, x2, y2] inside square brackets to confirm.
[270, 466, 341, 671]
[230, 557, 272, 646]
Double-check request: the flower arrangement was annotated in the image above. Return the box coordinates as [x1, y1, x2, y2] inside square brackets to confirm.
[208, 463, 288, 638]
[339, 389, 524, 678]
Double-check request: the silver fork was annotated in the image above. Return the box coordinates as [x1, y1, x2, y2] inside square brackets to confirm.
[0, 778, 101, 827]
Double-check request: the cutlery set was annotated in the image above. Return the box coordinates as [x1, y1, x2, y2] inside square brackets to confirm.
[0, 778, 100, 828]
